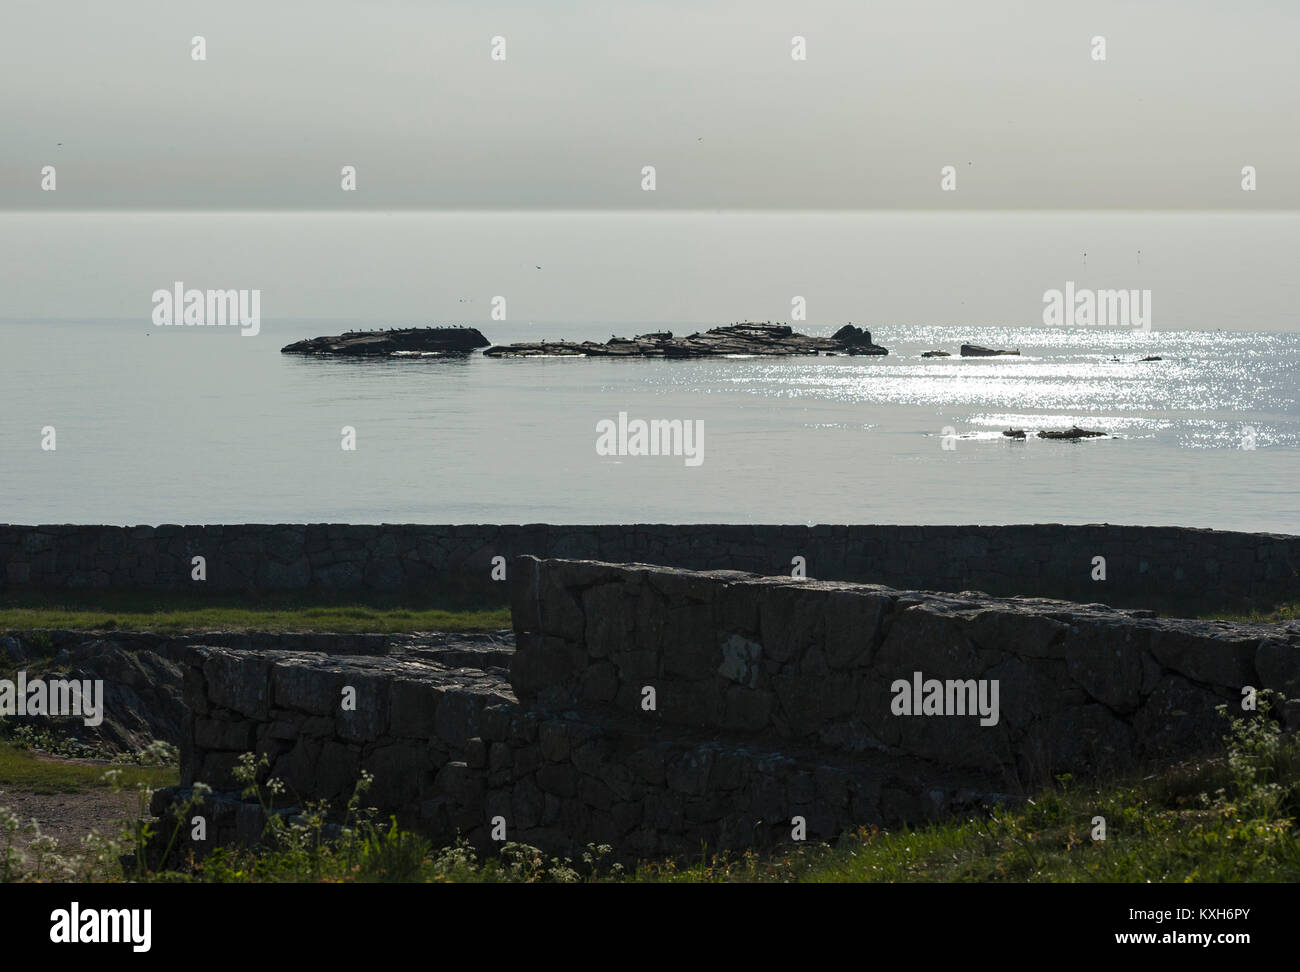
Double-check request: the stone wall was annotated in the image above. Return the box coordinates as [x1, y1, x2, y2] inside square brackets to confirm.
[510, 559, 1300, 779]
[155, 557, 1300, 863]
[165, 641, 1008, 861]
[2, 522, 1297, 609]
[0, 629, 509, 753]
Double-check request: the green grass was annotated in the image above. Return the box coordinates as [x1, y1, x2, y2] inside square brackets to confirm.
[1, 598, 1282, 633]
[1204, 601, 1299, 624]
[0, 586, 1291, 637]
[0, 605, 510, 634]
[0, 589, 510, 634]
[0, 743, 177, 794]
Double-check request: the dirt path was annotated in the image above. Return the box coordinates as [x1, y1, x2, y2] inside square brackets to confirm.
[1, 757, 151, 877]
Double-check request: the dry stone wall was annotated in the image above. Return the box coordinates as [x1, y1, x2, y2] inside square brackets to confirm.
[1, 523, 1296, 609]
[511, 559, 1300, 778]
[155, 557, 1300, 863]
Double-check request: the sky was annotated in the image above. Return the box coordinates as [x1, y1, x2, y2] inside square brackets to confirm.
[1, 211, 1296, 329]
[1, 1, 1296, 328]
[1, 0, 1297, 210]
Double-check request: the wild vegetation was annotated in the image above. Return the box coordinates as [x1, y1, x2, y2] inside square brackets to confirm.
[2, 694, 1296, 883]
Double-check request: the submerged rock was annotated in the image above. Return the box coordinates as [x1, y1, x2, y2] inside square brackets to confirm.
[1140, 355, 1163, 361]
[281, 326, 490, 357]
[921, 350, 951, 357]
[961, 344, 1020, 357]
[484, 322, 889, 358]
[1002, 429, 1027, 439]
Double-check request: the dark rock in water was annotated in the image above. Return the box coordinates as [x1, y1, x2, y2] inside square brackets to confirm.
[484, 322, 889, 358]
[281, 326, 490, 357]
[1140, 355, 1162, 361]
[1037, 426, 1106, 440]
[830, 324, 881, 349]
[921, 350, 951, 357]
[961, 344, 1020, 357]
[1002, 429, 1027, 439]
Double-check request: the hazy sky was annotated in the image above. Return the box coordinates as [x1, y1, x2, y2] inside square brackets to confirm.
[2, 211, 1297, 329]
[2, 0, 1297, 209]
[4, 3, 1296, 328]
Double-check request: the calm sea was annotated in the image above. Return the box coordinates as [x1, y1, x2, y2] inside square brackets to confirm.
[1, 318, 1296, 531]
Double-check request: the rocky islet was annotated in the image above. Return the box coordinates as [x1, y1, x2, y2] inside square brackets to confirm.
[280, 323, 889, 359]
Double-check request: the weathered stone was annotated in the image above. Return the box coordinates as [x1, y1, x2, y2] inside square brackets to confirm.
[315, 741, 362, 799]
[1149, 624, 1258, 688]
[1131, 675, 1225, 761]
[389, 679, 439, 738]
[579, 661, 618, 702]
[336, 671, 389, 742]
[772, 674, 855, 736]
[723, 685, 773, 731]
[873, 603, 1002, 684]
[536, 570, 586, 642]
[366, 743, 428, 806]
[281, 326, 490, 357]
[627, 747, 666, 785]
[203, 650, 271, 719]
[1062, 621, 1147, 712]
[717, 633, 762, 687]
[1256, 638, 1300, 697]
[465, 737, 487, 769]
[488, 741, 512, 772]
[194, 717, 254, 751]
[142, 552, 1300, 867]
[665, 752, 710, 796]
[435, 760, 485, 806]
[662, 602, 716, 679]
[1034, 703, 1135, 775]
[3, 524, 1296, 609]
[536, 763, 578, 797]
[579, 776, 615, 811]
[480, 704, 515, 743]
[509, 634, 585, 706]
[582, 583, 629, 658]
[435, 689, 485, 748]
[272, 658, 343, 715]
[824, 589, 890, 668]
[967, 610, 1067, 659]
[657, 679, 725, 728]
[598, 761, 635, 801]
[539, 722, 570, 762]
[758, 584, 827, 664]
[511, 777, 543, 829]
[485, 322, 889, 358]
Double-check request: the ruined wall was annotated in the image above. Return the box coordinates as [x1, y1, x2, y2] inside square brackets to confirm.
[159, 557, 1300, 862]
[510, 559, 1300, 779]
[1, 522, 1297, 609]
